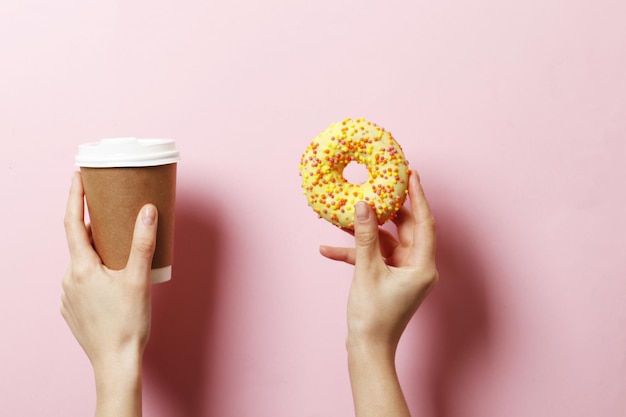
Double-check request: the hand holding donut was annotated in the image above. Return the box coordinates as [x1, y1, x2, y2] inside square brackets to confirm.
[320, 170, 438, 350]
[320, 170, 438, 417]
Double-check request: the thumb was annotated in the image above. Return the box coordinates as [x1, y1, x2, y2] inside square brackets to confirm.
[126, 204, 158, 279]
[353, 202, 381, 271]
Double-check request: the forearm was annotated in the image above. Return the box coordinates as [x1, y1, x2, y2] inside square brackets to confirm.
[347, 339, 411, 417]
[93, 351, 143, 417]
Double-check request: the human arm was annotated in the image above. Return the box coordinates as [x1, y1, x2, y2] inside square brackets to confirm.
[60, 172, 157, 417]
[320, 170, 438, 417]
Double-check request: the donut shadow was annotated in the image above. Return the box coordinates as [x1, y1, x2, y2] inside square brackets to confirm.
[143, 191, 222, 416]
[407, 184, 493, 417]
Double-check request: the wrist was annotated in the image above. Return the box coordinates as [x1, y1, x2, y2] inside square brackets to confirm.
[92, 343, 144, 379]
[346, 333, 398, 364]
[346, 333, 410, 417]
[94, 357, 142, 394]
[92, 348, 143, 417]
[346, 323, 400, 354]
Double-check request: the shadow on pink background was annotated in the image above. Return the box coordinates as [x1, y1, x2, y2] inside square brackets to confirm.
[144, 191, 223, 415]
[424, 198, 492, 417]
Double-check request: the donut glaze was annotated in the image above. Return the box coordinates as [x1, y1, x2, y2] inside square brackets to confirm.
[299, 118, 409, 228]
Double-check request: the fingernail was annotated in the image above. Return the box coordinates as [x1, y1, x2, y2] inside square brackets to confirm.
[141, 205, 156, 226]
[355, 202, 370, 222]
[412, 169, 421, 183]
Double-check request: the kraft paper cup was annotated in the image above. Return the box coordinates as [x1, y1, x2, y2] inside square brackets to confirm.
[75, 138, 180, 284]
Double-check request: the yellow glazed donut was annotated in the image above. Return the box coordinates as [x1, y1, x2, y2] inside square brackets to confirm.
[299, 118, 409, 228]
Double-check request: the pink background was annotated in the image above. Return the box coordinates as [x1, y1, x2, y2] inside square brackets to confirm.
[1, 1, 625, 416]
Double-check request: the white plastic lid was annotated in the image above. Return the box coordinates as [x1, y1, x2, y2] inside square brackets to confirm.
[75, 137, 180, 168]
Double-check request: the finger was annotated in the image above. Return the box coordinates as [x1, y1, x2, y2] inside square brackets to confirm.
[125, 204, 158, 281]
[353, 202, 383, 271]
[322, 227, 397, 264]
[320, 245, 356, 265]
[408, 170, 437, 264]
[378, 228, 399, 259]
[64, 172, 98, 261]
[339, 227, 398, 259]
[391, 206, 414, 248]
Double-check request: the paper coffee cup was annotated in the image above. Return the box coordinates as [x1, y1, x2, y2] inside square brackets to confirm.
[75, 138, 180, 284]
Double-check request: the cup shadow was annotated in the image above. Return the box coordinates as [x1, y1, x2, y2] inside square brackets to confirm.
[143, 191, 222, 416]
[413, 191, 493, 417]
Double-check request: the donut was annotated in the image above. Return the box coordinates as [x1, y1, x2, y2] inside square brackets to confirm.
[299, 117, 409, 228]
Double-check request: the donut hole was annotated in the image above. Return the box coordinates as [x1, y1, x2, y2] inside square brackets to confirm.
[342, 160, 369, 185]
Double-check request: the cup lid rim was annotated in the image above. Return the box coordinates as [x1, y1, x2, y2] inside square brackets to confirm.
[75, 137, 181, 168]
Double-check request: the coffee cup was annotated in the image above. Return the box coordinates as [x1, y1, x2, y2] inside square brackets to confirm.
[75, 137, 180, 283]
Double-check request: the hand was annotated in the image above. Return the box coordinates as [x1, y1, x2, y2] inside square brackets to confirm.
[321, 170, 438, 352]
[61, 172, 157, 417]
[320, 170, 437, 417]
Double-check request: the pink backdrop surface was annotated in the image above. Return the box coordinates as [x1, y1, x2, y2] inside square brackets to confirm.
[1, 1, 625, 416]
